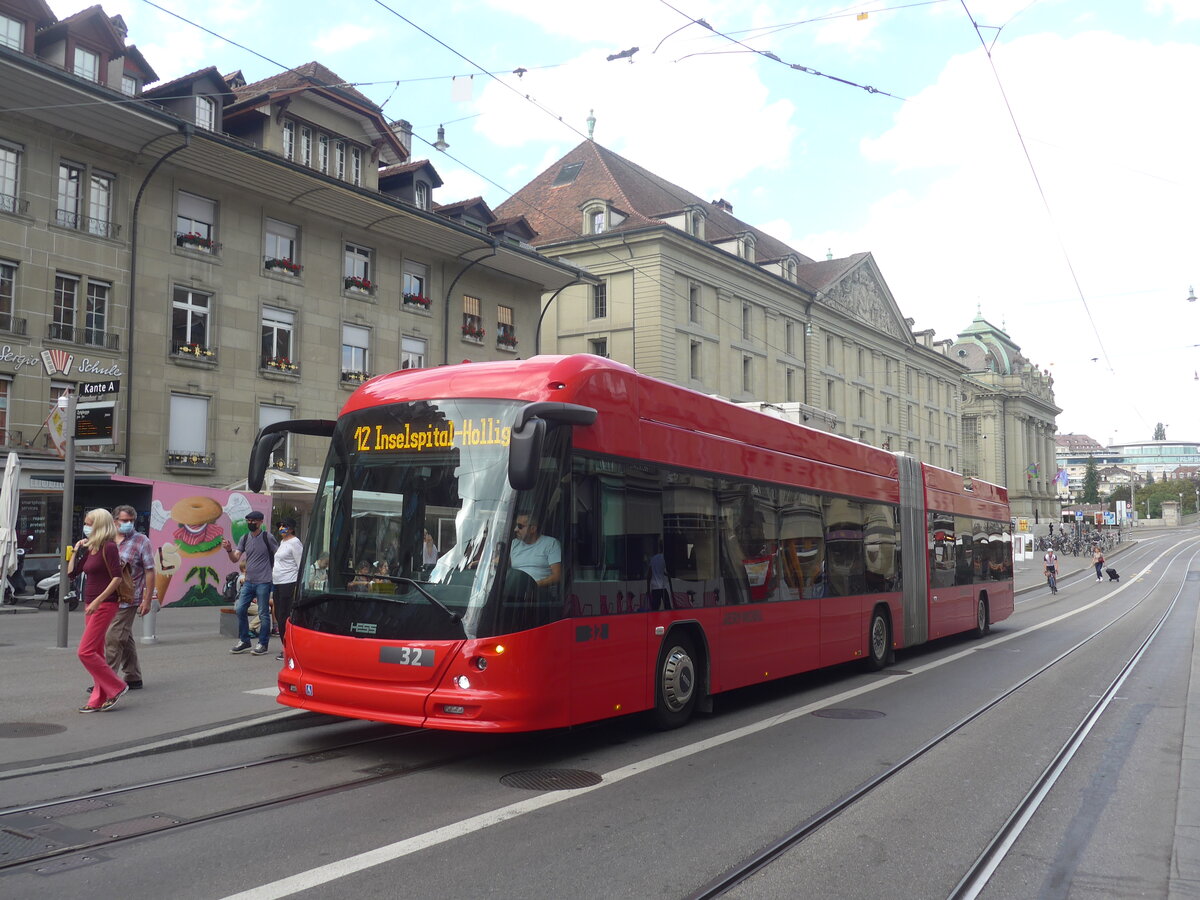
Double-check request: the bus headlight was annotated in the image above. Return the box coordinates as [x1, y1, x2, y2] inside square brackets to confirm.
[453, 674, 472, 690]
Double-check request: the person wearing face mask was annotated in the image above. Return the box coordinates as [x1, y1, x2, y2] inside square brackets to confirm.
[269, 518, 302, 662]
[67, 508, 129, 712]
[101, 505, 156, 690]
[221, 510, 278, 655]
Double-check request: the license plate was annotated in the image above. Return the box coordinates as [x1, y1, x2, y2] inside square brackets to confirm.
[379, 646, 435, 667]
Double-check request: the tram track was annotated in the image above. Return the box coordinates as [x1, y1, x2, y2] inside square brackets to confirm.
[688, 539, 1200, 899]
[0, 723, 484, 873]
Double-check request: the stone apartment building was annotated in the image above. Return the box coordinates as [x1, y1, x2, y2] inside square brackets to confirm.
[0, 0, 586, 558]
[495, 140, 968, 468]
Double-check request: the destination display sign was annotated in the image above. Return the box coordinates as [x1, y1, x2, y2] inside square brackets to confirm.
[351, 417, 510, 453]
[75, 400, 115, 445]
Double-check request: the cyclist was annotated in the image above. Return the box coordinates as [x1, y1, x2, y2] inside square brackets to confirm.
[1043, 547, 1059, 594]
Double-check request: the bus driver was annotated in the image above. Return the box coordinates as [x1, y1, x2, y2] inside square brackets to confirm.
[510, 514, 562, 588]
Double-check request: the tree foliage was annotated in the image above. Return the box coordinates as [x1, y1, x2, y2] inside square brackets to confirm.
[1082, 456, 1101, 504]
[1154, 422, 1167, 440]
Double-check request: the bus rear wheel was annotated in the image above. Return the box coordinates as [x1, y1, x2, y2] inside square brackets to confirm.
[973, 596, 988, 638]
[867, 608, 891, 671]
[653, 633, 698, 730]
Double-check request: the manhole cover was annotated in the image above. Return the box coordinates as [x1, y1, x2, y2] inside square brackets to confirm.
[811, 708, 886, 720]
[500, 769, 602, 791]
[0, 722, 68, 738]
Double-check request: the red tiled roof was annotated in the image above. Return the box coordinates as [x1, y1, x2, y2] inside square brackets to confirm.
[495, 141, 815, 265]
[231, 61, 378, 111]
[140, 65, 229, 99]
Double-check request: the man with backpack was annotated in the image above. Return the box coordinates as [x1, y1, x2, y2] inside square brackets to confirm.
[221, 510, 278, 656]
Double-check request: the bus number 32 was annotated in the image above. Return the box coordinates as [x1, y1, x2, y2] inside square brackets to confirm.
[380, 646, 434, 667]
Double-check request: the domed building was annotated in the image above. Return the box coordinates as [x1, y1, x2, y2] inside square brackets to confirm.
[948, 312, 1060, 522]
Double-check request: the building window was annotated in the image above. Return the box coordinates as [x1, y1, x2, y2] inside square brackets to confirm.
[264, 219, 299, 273]
[859, 390, 867, 419]
[462, 295, 483, 341]
[741, 303, 751, 340]
[0, 141, 18, 214]
[350, 148, 362, 185]
[0, 376, 8, 437]
[908, 404, 915, 431]
[318, 135, 329, 173]
[73, 46, 99, 82]
[785, 320, 795, 356]
[785, 258, 797, 282]
[401, 336, 426, 370]
[402, 261, 429, 306]
[172, 286, 211, 354]
[344, 243, 373, 292]
[299, 127, 312, 167]
[827, 379, 836, 412]
[689, 282, 700, 323]
[0, 14, 23, 51]
[589, 338, 608, 358]
[56, 162, 83, 229]
[825, 334, 834, 365]
[168, 394, 211, 464]
[261, 306, 296, 371]
[497, 305, 517, 349]
[195, 96, 215, 131]
[282, 119, 295, 160]
[414, 181, 429, 210]
[689, 211, 703, 237]
[590, 209, 606, 234]
[52, 274, 78, 339]
[591, 282, 607, 319]
[55, 163, 115, 237]
[342, 324, 370, 378]
[0, 261, 14, 330]
[84, 280, 109, 346]
[258, 404, 292, 469]
[121, 75, 137, 96]
[785, 367, 795, 402]
[690, 341, 702, 381]
[335, 142, 346, 180]
[858, 349, 866, 376]
[886, 397, 894, 426]
[742, 355, 753, 393]
[176, 191, 217, 251]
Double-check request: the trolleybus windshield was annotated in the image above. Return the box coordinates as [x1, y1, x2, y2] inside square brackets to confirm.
[295, 399, 530, 641]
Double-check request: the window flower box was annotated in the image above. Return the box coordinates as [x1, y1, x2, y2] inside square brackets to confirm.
[174, 341, 216, 359]
[497, 334, 518, 349]
[264, 356, 300, 373]
[461, 325, 485, 342]
[166, 451, 215, 468]
[344, 275, 374, 293]
[265, 257, 303, 275]
[176, 231, 216, 252]
[341, 370, 370, 384]
[403, 293, 431, 310]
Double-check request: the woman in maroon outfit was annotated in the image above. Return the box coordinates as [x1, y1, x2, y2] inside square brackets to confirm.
[69, 508, 128, 712]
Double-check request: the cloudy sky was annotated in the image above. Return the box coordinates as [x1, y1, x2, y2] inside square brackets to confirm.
[105, 0, 1200, 446]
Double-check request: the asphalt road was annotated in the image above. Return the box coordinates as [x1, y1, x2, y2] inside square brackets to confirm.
[2, 530, 1198, 899]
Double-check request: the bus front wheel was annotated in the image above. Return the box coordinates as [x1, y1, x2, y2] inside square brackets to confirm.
[653, 633, 698, 730]
[973, 596, 988, 638]
[867, 608, 891, 671]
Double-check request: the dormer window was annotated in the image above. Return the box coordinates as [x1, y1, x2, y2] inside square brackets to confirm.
[195, 96, 216, 131]
[591, 210, 606, 234]
[738, 234, 756, 262]
[784, 257, 797, 282]
[73, 47, 99, 82]
[415, 182, 429, 210]
[121, 75, 138, 96]
[0, 15, 23, 52]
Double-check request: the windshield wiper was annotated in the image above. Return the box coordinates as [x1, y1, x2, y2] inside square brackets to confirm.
[364, 574, 461, 622]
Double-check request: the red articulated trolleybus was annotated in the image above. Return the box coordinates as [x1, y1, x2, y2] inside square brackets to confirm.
[248, 355, 1013, 733]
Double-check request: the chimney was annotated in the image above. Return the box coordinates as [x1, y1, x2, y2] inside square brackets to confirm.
[110, 14, 128, 39]
[391, 119, 412, 154]
[711, 198, 732, 213]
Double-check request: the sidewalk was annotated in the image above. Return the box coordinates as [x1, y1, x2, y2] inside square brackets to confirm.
[0, 539, 1140, 778]
[0, 604, 319, 777]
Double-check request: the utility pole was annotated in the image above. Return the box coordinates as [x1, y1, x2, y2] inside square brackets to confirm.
[55, 391, 76, 649]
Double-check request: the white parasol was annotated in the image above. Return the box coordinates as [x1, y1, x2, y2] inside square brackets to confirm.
[0, 451, 21, 579]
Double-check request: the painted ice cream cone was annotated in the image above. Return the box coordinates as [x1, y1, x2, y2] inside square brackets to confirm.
[155, 543, 181, 600]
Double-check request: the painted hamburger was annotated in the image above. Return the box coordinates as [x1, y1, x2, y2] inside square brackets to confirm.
[171, 496, 225, 555]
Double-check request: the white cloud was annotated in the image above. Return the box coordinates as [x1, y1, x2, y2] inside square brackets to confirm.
[434, 165, 490, 205]
[311, 24, 377, 55]
[801, 30, 1200, 434]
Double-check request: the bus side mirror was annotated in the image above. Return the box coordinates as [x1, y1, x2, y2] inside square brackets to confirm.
[247, 419, 336, 492]
[508, 417, 546, 491]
